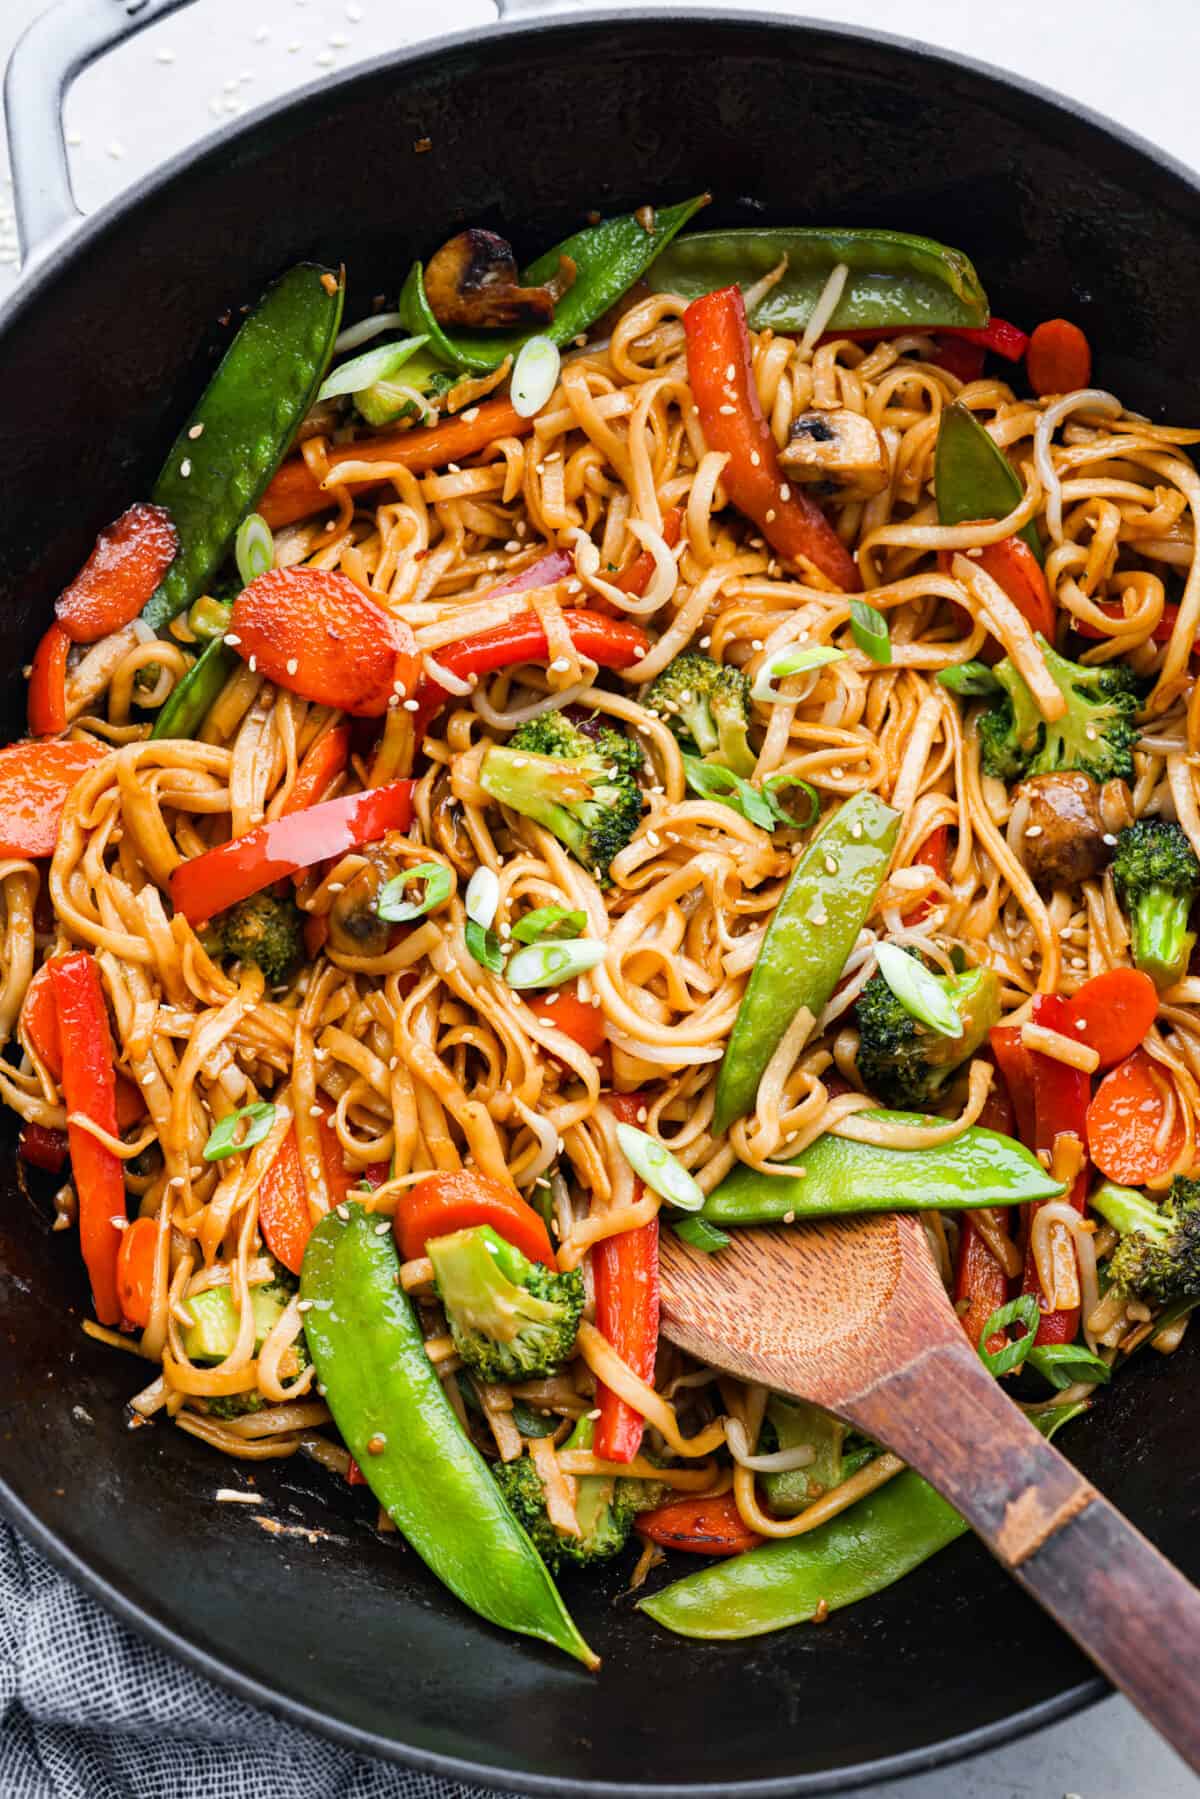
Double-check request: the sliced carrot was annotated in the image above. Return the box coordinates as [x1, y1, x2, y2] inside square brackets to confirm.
[526, 983, 606, 1058]
[1067, 968, 1158, 1071]
[1026, 319, 1092, 398]
[940, 531, 1054, 640]
[0, 739, 108, 858]
[636, 1490, 761, 1556]
[1086, 1047, 1187, 1186]
[395, 1169, 556, 1268]
[258, 1100, 354, 1276]
[116, 1216, 159, 1328]
[28, 624, 71, 737]
[54, 503, 177, 643]
[231, 570, 419, 718]
[258, 398, 535, 529]
[282, 722, 352, 816]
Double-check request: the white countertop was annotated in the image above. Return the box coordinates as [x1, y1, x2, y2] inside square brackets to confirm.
[1, 1, 1198, 1793]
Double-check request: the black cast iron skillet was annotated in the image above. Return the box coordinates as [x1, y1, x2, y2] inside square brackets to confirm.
[4, 3, 1200, 1790]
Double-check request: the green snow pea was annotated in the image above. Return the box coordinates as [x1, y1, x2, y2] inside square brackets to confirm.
[300, 1202, 596, 1669]
[639, 1401, 1087, 1640]
[398, 195, 709, 376]
[647, 227, 988, 335]
[712, 791, 900, 1136]
[142, 264, 344, 631]
[150, 636, 237, 741]
[935, 399, 1042, 561]
[701, 1113, 1062, 1225]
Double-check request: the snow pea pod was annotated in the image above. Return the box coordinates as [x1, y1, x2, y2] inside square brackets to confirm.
[300, 1202, 596, 1669]
[712, 791, 900, 1135]
[701, 1114, 1062, 1225]
[398, 195, 709, 376]
[647, 227, 988, 335]
[150, 636, 236, 741]
[142, 264, 344, 632]
[935, 399, 1042, 561]
[639, 1401, 1086, 1639]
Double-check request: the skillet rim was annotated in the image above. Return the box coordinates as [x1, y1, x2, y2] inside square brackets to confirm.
[4, 4, 1195, 1786]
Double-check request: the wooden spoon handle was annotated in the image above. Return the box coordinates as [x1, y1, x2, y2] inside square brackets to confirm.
[844, 1339, 1200, 1773]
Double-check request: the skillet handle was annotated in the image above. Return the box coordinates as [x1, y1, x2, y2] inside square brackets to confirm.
[4, 0, 197, 260]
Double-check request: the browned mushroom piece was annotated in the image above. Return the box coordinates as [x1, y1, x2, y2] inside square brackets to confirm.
[1015, 771, 1111, 889]
[778, 408, 889, 500]
[327, 847, 400, 959]
[424, 229, 577, 330]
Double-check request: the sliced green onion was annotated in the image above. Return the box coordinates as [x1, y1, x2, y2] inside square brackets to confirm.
[376, 862, 453, 923]
[234, 513, 274, 588]
[511, 335, 561, 418]
[317, 335, 430, 402]
[761, 771, 821, 830]
[750, 644, 846, 704]
[465, 866, 500, 930]
[188, 596, 233, 642]
[977, 1294, 1041, 1377]
[937, 660, 1001, 697]
[615, 1122, 706, 1213]
[1026, 1343, 1112, 1391]
[849, 599, 891, 664]
[465, 918, 504, 975]
[506, 939, 605, 989]
[682, 755, 775, 831]
[203, 1101, 277, 1163]
[672, 1215, 731, 1253]
[875, 942, 963, 1039]
[512, 905, 587, 944]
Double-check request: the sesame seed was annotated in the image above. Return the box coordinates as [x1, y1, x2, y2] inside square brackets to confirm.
[718, 404, 736, 416]
[461, 407, 480, 423]
[749, 451, 761, 467]
[765, 508, 777, 523]
[179, 458, 191, 477]
[286, 657, 299, 675]
[1102, 832, 1118, 846]
[550, 657, 571, 673]
[824, 856, 838, 875]
[248, 655, 257, 672]
[725, 363, 736, 380]
[297, 1299, 314, 1313]
[403, 699, 419, 712]
[374, 1220, 391, 1235]
[188, 423, 205, 439]
[1025, 824, 1043, 838]
[779, 484, 791, 500]
[783, 1210, 796, 1224]
[336, 1203, 350, 1221]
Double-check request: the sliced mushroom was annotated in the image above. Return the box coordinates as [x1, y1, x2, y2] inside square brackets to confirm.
[778, 408, 889, 500]
[327, 847, 399, 959]
[424, 229, 576, 330]
[1015, 772, 1110, 889]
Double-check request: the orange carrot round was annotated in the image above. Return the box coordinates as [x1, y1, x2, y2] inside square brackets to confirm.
[1026, 319, 1092, 397]
[395, 1170, 556, 1268]
[1086, 1047, 1186, 1186]
[1067, 968, 1158, 1070]
[116, 1217, 159, 1328]
[231, 568, 419, 717]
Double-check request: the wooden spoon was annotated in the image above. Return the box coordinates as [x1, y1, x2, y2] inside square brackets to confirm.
[659, 1211, 1200, 1772]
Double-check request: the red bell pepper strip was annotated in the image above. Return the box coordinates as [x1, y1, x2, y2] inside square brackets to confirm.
[903, 825, 950, 925]
[636, 1489, 762, 1556]
[939, 532, 1054, 640]
[20, 962, 145, 1129]
[988, 1023, 1038, 1150]
[1067, 967, 1158, 1070]
[683, 286, 861, 592]
[257, 1100, 354, 1275]
[1077, 600, 1191, 646]
[394, 1169, 557, 1269]
[1021, 993, 1090, 1345]
[28, 623, 71, 737]
[586, 508, 684, 620]
[258, 397, 536, 530]
[1086, 1047, 1187, 1188]
[47, 952, 125, 1326]
[54, 502, 177, 644]
[231, 569, 420, 718]
[346, 1457, 368, 1486]
[116, 1215, 159, 1328]
[18, 1122, 69, 1173]
[822, 318, 1029, 363]
[952, 1072, 1015, 1356]
[0, 739, 108, 858]
[410, 608, 650, 741]
[169, 778, 415, 924]
[929, 336, 986, 383]
[593, 1092, 661, 1464]
[491, 547, 575, 597]
[526, 983, 607, 1058]
[282, 723, 352, 817]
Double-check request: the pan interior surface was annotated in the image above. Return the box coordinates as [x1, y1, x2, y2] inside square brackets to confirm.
[3, 13, 1200, 1792]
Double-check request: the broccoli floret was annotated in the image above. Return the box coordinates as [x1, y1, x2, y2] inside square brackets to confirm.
[493, 1417, 664, 1572]
[478, 710, 643, 884]
[854, 952, 1001, 1110]
[977, 637, 1139, 786]
[205, 1390, 267, 1420]
[200, 892, 303, 987]
[1091, 1177, 1200, 1305]
[428, 1224, 584, 1384]
[1111, 818, 1200, 989]
[643, 652, 755, 778]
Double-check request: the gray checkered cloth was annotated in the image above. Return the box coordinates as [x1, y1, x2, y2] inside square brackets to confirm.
[0, 1519, 501, 1799]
